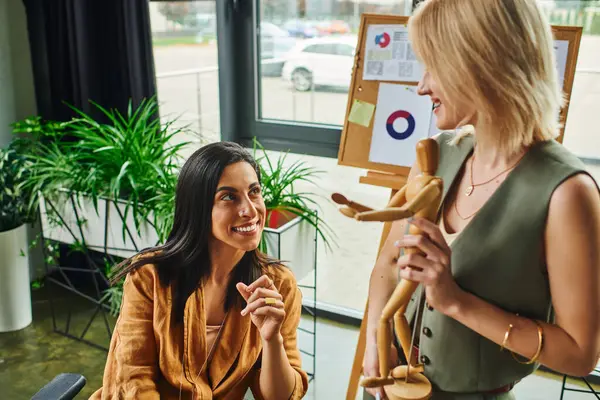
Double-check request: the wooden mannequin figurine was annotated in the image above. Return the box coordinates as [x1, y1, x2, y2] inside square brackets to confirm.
[332, 138, 443, 400]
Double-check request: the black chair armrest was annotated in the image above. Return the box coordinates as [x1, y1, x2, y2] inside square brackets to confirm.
[31, 373, 86, 400]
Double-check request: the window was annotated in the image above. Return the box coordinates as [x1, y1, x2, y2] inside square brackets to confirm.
[213, 0, 413, 314]
[149, 0, 221, 157]
[216, 0, 411, 157]
[154, 0, 600, 315]
[336, 43, 356, 57]
[303, 43, 336, 54]
[542, 1, 600, 179]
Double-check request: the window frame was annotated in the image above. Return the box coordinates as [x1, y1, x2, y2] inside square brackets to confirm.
[152, 0, 414, 157]
[217, 0, 343, 157]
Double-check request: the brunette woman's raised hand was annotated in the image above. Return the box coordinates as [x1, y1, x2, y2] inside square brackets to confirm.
[237, 275, 285, 342]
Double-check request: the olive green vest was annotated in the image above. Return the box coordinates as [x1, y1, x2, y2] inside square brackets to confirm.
[404, 132, 591, 393]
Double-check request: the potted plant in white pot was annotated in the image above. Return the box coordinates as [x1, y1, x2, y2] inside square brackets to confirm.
[0, 142, 34, 332]
[13, 97, 186, 257]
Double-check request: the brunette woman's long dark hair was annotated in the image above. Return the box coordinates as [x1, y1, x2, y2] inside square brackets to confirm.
[110, 141, 277, 323]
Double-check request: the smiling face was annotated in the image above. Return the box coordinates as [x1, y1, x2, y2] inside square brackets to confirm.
[211, 162, 266, 252]
[409, 0, 562, 156]
[417, 70, 476, 131]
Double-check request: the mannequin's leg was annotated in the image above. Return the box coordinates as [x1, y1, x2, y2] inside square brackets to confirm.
[378, 279, 419, 378]
[377, 315, 392, 379]
[393, 306, 413, 365]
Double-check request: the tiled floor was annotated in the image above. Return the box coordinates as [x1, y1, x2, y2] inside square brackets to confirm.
[1, 282, 598, 399]
[0, 284, 113, 399]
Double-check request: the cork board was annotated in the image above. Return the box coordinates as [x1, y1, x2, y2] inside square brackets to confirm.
[337, 13, 583, 176]
[552, 25, 583, 144]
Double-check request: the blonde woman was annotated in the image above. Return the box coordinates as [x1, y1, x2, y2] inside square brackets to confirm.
[362, 1, 600, 399]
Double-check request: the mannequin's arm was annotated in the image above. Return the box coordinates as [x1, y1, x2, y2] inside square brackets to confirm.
[355, 179, 442, 222]
[346, 200, 374, 213]
[387, 185, 408, 208]
[332, 193, 374, 218]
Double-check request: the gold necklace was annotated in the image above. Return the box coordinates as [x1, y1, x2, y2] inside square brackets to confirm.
[465, 152, 526, 196]
[454, 195, 479, 220]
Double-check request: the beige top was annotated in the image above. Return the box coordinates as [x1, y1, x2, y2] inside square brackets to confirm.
[439, 206, 461, 247]
[206, 324, 222, 353]
[206, 324, 223, 385]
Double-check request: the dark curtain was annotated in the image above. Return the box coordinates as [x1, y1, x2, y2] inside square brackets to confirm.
[22, 0, 157, 123]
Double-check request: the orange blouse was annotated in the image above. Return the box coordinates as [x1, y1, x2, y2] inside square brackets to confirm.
[90, 262, 309, 399]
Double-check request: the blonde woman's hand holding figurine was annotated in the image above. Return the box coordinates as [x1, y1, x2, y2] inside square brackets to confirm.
[394, 217, 464, 315]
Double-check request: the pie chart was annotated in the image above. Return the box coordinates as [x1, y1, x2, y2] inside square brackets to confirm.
[386, 110, 416, 140]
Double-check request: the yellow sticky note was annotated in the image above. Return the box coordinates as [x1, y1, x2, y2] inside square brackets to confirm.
[348, 99, 375, 128]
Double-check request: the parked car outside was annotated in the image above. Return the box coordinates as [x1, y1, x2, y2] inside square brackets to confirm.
[260, 22, 297, 76]
[283, 19, 320, 38]
[316, 20, 352, 35]
[281, 35, 357, 91]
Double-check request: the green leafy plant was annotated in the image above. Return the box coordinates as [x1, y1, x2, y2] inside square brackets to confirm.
[13, 96, 189, 315]
[252, 138, 336, 252]
[31, 278, 45, 290]
[102, 284, 124, 317]
[0, 143, 33, 232]
[102, 256, 124, 317]
[13, 96, 188, 242]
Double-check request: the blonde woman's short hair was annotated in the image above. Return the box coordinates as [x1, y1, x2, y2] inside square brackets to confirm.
[408, 0, 563, 156]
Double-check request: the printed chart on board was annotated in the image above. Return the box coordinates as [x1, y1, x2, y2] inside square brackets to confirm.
[368, 83, 433, 167]
[363, 24, 423, 83]
[356, 25, 573, 170]
[554, 39, 569, 90]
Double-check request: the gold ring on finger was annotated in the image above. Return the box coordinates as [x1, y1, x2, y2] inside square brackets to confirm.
[264, 297, 277, 305]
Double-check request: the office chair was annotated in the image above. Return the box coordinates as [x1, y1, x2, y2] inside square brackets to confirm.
[31, 373, 86, 400]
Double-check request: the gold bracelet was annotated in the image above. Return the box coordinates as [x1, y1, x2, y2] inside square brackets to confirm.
[500, 323, 513, 351]
[511, 320, 544, 365]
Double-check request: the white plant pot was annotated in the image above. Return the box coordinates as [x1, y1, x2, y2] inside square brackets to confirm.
[263, 215, 317, 282]
[38, 191, 160, 259]
[0, 224, 32, 332]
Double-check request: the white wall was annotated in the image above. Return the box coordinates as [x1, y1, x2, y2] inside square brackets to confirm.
[6, 0, 37, 123]
[0, 0, 17, 149]
[0, 0, 43, 281]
